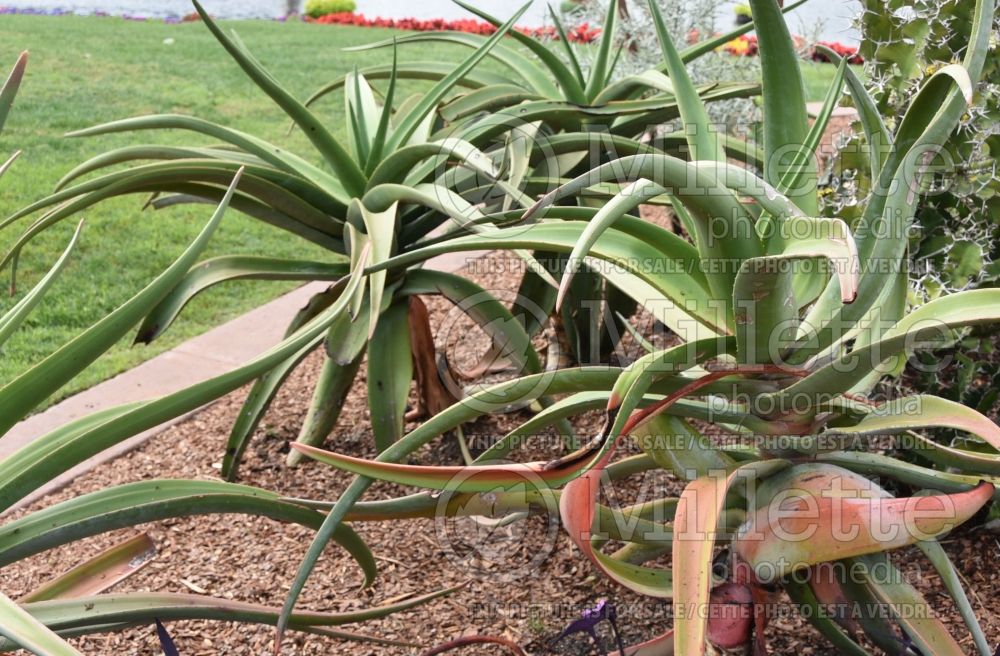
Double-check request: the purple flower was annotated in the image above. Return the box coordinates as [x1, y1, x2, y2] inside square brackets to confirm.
[550, 599, 625, 656]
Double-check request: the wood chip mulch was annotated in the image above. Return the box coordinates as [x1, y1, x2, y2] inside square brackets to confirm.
[4, 243, 1000, 655]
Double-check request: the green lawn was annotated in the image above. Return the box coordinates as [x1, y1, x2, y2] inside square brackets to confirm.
[0, 13, 847, 406]
[0, 15, 451, 404]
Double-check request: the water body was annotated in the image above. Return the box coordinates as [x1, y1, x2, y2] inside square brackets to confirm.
[0, 0, 860, 43]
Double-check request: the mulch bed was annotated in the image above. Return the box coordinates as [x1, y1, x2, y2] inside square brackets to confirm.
[5, 241, 1000, 655]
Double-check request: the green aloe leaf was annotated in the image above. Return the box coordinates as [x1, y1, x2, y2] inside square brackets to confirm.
[439, 84, 542, 122]
[592, 69, 675, 104]
[547, 5, 584, 83]
[916, 538, 992, 656]
[634, 415, 735, 481]
[0, 150, 20, 182]
[819, 451, 1000, 498]
[902, 431, 1000, 475]
[584, 0, 618, 101]
[748, 0, 814, 214]
[0, 170, 244, 436]
[0, 592, 80, 656]
[222, 280, 353, 477]
[780, 57, 847, 199]
[363, 46, 396, 176]
[222, 335, 322, 480]
[0, 479, 375, 584]
[677, 0, 809, 63]
[851, 553, 967, 656]
[371, 221, 722, 334]
[735, 217, 858, 363]
[555, 177, 662, 311]
[367, 299, 412, 452]
[604, 83, 761, 136]
[287, 351, 365, 467]
[135, 256, 348, 344]
[192, 0, 366, 196]
[352, 199, 396, 337]
[326, 293, 376, 366]
[16, 587, 458, 641]
[48, 146, 343, 219]
[0, 51, 27, 133]
[0, 221, 82, 348]
[452, 85, 760, 145]
[799, 25, 986, 359]
[400, 269, 542, 375]
[346, 70, 379, 165]
[384, 3, 531, 153]
[452, 0, 585, 103]
[53, 144, 267, 190]
[520, 153, 761, 303]
[60, 115, 349, 205]
[0, 246, 367, 511]
[733, 257, 797, 365]
[825, 394, 1000, 450]
[1, 164, 344, 280]
[778, 289, 1000, 408]
[817, 45, 888, 182]
[302, 62, 514, 114]
[367, 138, 497, 190]
[342, 32, 557, 97]
[648, 0, 724, 163]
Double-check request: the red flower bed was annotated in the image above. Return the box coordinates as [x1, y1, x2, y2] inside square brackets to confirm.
[722, 34, 862, 64]
[308, 12, 860, 63]
[309, 12, 601, 43]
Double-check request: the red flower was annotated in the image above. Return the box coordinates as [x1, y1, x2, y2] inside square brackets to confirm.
[308, 10, 603, 43]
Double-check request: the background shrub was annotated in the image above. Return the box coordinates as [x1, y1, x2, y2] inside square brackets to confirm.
[304, 0, 356, 19]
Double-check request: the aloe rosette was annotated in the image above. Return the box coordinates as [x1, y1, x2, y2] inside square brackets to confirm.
[281, 0, 1000, 652]
[0, 173, 456, 651]
[0, 1, 573, 479]
[0, 53, 460, 651]
[320, 0, 789, 363]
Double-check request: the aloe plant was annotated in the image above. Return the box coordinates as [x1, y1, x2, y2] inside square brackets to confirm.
[314, 0, 777, 139]
[308, 0, 801, 364]
[0, 172, 455, 651]
[0, 1, 567, 477]
[0, 53, 462, 651]
[275, 0, 1000, 652]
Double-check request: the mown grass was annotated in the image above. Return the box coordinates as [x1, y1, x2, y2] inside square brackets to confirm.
[0, 13, 848, 406]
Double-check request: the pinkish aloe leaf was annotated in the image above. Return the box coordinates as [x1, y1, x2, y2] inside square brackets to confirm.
[291, 442, 598, 492]
[613, 584, 753, 655]
[734, 468, 993, 582]
[672, 460, 790, 656]
[20, 533, 156, 603]
[559, 453, 673, 598]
